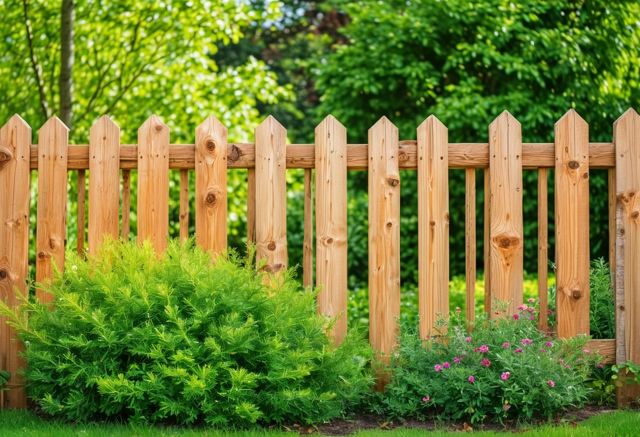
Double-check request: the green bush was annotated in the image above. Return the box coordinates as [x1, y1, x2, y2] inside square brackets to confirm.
[0, 240, 372, 427]
[376, 304, 599, 424]
[0, 370, 9, 390]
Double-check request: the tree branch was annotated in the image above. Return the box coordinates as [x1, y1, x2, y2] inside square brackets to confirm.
[21, 0, 51, 120]
[59, 0, 74, 128]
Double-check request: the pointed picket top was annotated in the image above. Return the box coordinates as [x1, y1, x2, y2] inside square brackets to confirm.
[369, 115, 398, 134]
[196, 115, 227, 140]
[417, 114, 446, 132]
[315, 114, 346, 132]
[489, 110, 521, 130]
[90, 115, 120, 135]
[138, 114, 168, 136]
[614, 107, 640, 132]
[256, 115, 286, 138]
[2, 114, 30, 132]
[555, 108, 587, 129]
[38, 115, 69, 135]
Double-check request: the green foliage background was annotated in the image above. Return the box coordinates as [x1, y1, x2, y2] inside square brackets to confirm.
[2, 0, 639, 296]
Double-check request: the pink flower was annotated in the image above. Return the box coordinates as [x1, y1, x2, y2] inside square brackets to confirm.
[547, 380, 556, 388]
[500, 372, 511, 381]
[513, 313, 520, 320]
[465, 336, 472, 343]
[583, 349, 591, 354]
[480, 358, 491, 367]
[514, 348, 523, 353]
[517, 304, 528, 311]
[455, 307, 461, 314]
[468, 375, 475, 384]
[545, 341, 554, 348]
[528, 298, 535, 304]
[540, 348, 547, 353]
[529, 315, 535, 321]
[478, 344, 489, 353]
[527, 307, 535, 313]
[443, 361, 451, 369]
[453, 356, 462, 364]
[502, 342, 510, 349]
[434, 364, 443, 372]
[422, 395, 431, 403]
[521, 338, 533, 346]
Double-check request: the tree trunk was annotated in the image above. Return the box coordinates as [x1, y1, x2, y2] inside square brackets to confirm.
[59, 0, 74, 129]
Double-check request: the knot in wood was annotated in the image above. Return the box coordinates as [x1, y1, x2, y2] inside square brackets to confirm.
[228, 145, 240, 162]
[571, 288, 582, 299]
[0, 268, 7, 280]
[493, 234, 520, 249]
[0, 146, 13, 164]
[205, 191, 217, 206]
[632, 211, 640, 220]
[387, 177, 400, 187]
[567, 160, 580, 170]
[37, 251, 50, 260]
[206, 140, 216, 152]
[154, 124, 163, 132]
[325, 237, 334, 245]
[619, 304, 625, 311]
[582, 172, 589, 180]
[262, 263, 283, 273]
[267, 241, 276, 251]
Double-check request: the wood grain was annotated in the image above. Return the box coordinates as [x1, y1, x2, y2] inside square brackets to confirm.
[417, 116, 449, 338]
[195, 116, 228, 257]
[315, 116, 348, 344]
[368, 117, 400, 378]
[88, 116, 120, 254]
[465, 168, 476, 323]
[28, 142, 616, 170]
[488, 112, 523, 317]
[137, 116, 169, 252]
[36, 117, 69, 303]
[76, 170, 86, 255]
[483, 168, 491, 314]
[247, 169, 255, 245]
[555, 110, 590, 337]
[255, 116, 288, 274]
[179, 170, 189, 242]
[0, 115, 31, 408]
[614, 109, 640, 363]
[303, 168, 313, 288]
[121, 170, 131, 240]
[538, 168, 549, 331]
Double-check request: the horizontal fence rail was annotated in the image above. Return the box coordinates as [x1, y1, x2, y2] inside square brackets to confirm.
[1, 109, 639, 408]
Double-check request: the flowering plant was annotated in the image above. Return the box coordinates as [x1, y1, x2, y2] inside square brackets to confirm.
[377, 302, 599, 424]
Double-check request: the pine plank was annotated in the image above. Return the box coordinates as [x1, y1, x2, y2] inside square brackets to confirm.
[255, 116, 288, 273]
[614, 109, 640, 364]
[121, 169, 131, 239]
[0, 115, 31, 408]
[35, 117, 69, 303]
[465, 168, 476, 323]
[247, 169, 256, 245]
[137, 116, 169, 252]
[88, 116, 120, 254]
[315, 116, 348, 344]
[179, 170, 189, 241]
[195, 116, 228, 256]
[555, 110, 590, 337]
[28, 142, 617, 170]
[608, 169, 616, 275]
[368, 117, 400, 377]
[417, 116, 449, 338]
[303, 168, 313, 288]
[483, 168, 491, 313]
[538, 168, 549, 331]
[488, 112, 523, 317]
[77, 170, 86, 254]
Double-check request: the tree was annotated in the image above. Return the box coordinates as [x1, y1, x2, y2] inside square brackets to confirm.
[315, 0, 640, 289]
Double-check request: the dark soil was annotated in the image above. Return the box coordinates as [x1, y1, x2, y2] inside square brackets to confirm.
[284, 406, 617, 435]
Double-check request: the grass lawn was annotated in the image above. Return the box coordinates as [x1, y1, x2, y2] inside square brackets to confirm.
[0, 409, 638, 436]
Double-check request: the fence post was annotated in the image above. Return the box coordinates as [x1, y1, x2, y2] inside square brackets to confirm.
[488, 111, 523, 316]
[315, 116, 348, 344]
[417, 116, 449, 338]
[614, 108, 640, 405]
[255, 116, 288, 274]
[36, 117, 69, 303]
[368, 117, 400, 386]
[195, 116, 228, 258]
[137, 116, 169, 253]
[88, 116, 120, 255]
[0, 115, 31, 408]
[554, 110, 590, 337]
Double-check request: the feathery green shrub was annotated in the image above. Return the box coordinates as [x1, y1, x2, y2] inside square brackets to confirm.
[0, 240, 372, 426]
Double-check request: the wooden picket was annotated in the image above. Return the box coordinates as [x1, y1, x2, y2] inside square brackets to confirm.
[195, 116, 228, 257]
[417, 116, 449, 338]
[35, 117, 69, 303]
[137, 116, 170, 253]
[88, 116, 120, 255]
[368, 117, 400, 374]
[0, 115, 31, 408]
[555, 110, 590, 337]
[1, 108, 640, 405]
[315, 116, 348, 344]
[255, 116, 288, 273]
[488, 112, 523, 316]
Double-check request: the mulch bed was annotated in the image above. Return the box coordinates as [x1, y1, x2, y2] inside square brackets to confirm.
[281, 406, 617, 435]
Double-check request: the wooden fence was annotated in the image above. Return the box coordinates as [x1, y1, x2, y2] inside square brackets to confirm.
[1, 109, 639, 408]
